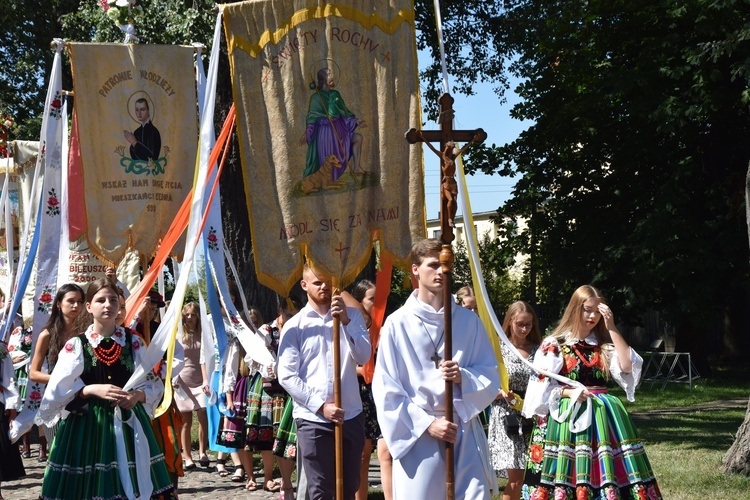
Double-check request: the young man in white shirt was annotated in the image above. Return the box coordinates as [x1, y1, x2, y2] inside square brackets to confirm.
[373, 238, 500, 499]
[277, 263, 372, 499]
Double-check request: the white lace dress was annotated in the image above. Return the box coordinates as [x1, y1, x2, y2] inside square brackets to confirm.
[488, 342, 538, 476]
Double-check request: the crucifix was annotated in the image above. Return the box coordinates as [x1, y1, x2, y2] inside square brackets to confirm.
[431, 352, 442, 369]
[405, 92, 486, 500]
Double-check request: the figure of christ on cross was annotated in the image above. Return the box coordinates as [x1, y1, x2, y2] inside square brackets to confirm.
[404, 93, 487, 244]
[418, 133, 484, 231]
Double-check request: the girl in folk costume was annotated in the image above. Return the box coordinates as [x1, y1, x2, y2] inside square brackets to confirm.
[37, 278, 173, 499]
[205, 284, 245, 478]
[244, 307, 277, 492]
[270, 298, 302, 500]
[8, 320, 34, 458]
[521, 285, 661, 500]
[1, 336, 26, 499]
[217, 333, 256, 487]
[488, 301, 541, 500]
[245, 305, 295, 494]
[28, 283, 85, 459]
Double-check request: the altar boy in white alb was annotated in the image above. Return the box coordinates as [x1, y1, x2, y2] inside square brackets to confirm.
[372, 239, 500, 499]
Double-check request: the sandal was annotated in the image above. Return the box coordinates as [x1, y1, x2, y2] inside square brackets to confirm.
[199, 453, 210, 468]
[264, 479, 281, 492]
[231, 466, 245, 482]
[245, 479, 260, 491]
[184, 461, 197, 471]
[216, 458, 229, 477]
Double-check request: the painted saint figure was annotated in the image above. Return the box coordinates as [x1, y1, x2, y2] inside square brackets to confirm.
[300, 67, 366, 182]
[123, 98, 162, 161]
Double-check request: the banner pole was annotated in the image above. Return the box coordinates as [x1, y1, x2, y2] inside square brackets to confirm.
[332, 278, 344, 500]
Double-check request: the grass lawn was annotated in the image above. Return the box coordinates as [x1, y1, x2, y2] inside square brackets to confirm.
[491, 364, 750, 499]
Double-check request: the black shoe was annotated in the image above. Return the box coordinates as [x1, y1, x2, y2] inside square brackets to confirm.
[22, 451, 31, 458]
[38, 455, 47, 462]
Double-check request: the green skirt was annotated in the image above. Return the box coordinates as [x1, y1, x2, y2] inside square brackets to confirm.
[245, 372, 285, 451]
[523, 392, 662, 499]
[272, 396, 297, 459]
[41, 400, 174, 500]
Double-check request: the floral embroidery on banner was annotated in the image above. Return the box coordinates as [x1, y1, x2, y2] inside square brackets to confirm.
[37, 284, 55, 313]
[207, 226, 219, 252]
[45, 188, 60, 216]
[49, 91, 63, 120]
[26, 382, 43, 411]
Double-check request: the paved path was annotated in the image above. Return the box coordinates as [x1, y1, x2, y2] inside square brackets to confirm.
[5, 398, 746, 499]
[3, 452, 384, 499]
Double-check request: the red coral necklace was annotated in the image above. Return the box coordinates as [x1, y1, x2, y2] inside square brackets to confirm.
[94, 338, 122, 366]
[570, 341, 600, 368]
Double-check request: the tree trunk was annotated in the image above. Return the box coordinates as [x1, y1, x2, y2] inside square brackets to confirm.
[721, 396, 750, 476]
[722, 162, 750, 476]
[215, 39, 279, 323]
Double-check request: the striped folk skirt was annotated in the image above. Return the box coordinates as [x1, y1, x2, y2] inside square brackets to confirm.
[41, 400, 173, 499]
[523, 392, 662, 500]
[244, 372, 285, 452]
[216, 374, 250, 449]
[272, 396, 297, 459]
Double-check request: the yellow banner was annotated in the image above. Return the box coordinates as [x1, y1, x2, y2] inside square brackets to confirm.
[68, 43, 197, 264]
[223, 0, 425, 294]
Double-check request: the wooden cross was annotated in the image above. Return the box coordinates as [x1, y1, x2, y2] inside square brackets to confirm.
[405, 93, 487, 245]
[405, 92, 486, 500]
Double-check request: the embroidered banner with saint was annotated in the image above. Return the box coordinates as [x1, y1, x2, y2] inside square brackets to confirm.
[223, 0, 425, 294]
[68, 43, 197, 264]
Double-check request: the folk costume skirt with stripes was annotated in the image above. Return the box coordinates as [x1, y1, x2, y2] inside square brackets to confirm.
[272, 396, 297, 459]
[244, 372, 285, 451]
[523, 391, 662, 500]
[41, 400, 173, 500]
[216, 374, 249, 448]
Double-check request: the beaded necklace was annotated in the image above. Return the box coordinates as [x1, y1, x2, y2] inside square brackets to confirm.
[94, 337, 122, 366]
[570, 341, 600, 368]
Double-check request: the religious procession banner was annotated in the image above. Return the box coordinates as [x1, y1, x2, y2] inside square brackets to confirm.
[67, 43, 198, 265]
[0, 167, 20, 295]
[223, 0, 425, 294]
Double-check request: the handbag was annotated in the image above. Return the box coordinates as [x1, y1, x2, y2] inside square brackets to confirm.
[504, 412, 533, 434]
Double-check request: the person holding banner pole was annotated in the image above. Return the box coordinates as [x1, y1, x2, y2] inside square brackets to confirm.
[372, 239, 500, 499]
[278, 262, 371, 500]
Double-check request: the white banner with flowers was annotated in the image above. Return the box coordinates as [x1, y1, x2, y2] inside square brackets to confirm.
[32, 45, 67, 341]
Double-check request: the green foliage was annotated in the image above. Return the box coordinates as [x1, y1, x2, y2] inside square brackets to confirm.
[386, 265, 413, 315]
[452, 234, 522, 317]
[1, 0, 216, 140]
[0, 0, 80, 138]
[416, 0, 750, 354]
